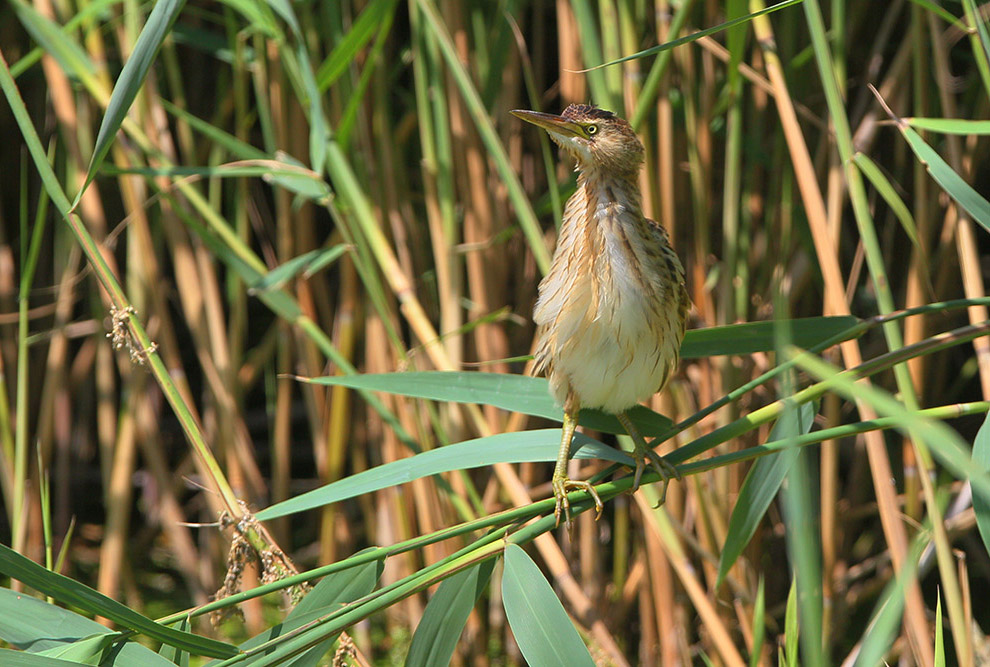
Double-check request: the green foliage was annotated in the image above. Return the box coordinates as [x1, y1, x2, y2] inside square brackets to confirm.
[0, 545, 236, 659]
[502, 545, 595, 667]
[717, 402, 815, 588]
[2, 0, 989, 663]
[406, 560, 495, 666]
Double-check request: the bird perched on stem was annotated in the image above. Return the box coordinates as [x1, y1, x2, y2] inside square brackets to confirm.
[511, 104, 689, 526]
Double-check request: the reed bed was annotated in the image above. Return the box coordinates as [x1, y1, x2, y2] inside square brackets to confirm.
[1, 0, 990, 664]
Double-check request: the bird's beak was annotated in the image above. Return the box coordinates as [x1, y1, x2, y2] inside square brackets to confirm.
[510, 110, 585, 139]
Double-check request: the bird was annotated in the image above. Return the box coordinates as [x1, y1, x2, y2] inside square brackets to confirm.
[511, 104, 690, 526]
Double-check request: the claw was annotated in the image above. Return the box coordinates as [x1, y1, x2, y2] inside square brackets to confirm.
[618, 412, 681, 508]
[642, 448, 680, 508]
[552, 476, 604, 528]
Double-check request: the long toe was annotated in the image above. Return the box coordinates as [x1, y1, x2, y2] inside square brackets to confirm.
[578, 481, 604, 519]
[649, 452, 676, 508]
[553, 479, 604, 525]
[647, 450, 680, 482]
[632, 457, 646, 492]
[552, 482, 571, 527]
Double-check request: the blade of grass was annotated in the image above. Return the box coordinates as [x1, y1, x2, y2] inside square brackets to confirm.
[716, 402, 815, 588]
[256, 430, 631, 520]
[903, 118, 990, 134]
[590, 0, 804, 71]
[502, 544, 595, 667]
[316, 0, 399, 91]
[406, 559, 495, 667]
[891, 115, 990, 234]
[973, 411, 990, 554]
[78, 0, 186, 203]
[750, 576, 766, 667]
[298, 371, 673, 436]
[0, 544, 237, 658]
[852, 152, 921, 248]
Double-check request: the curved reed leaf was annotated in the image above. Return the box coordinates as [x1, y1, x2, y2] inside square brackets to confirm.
[249, 245, 350, 293]
[904, 118, 990, 135]
[0, 588, 179, 665]
[316, 0, 399, 91]
[906, 0, 967, 29]
[0, 544, 237, 659]
[79, 0, 186, 204]
[716, 402, 816, 588]
[853, 152, 920, 248]
[406, 560, 495, 667]
[11, 1, 98, 87]
[257, 430, 630, 520]
[502, 544, 594, 667]
[679, 316, 859, 358]
[973, 411, 990, 555]
[896, 123, 990, 234]
[587, 0, 803, 70]
[298, 371, 672, 436]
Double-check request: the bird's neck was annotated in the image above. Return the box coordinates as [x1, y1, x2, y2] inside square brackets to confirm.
[575, 169, 643, 220]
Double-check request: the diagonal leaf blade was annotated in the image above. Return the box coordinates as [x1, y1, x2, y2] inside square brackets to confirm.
[78, 0, 186, 204]
[716, 402, 816, 588]
[257, 430, 630, 520]
[213, 558, 384, 667]
[0, 587, 179, 665]
[853, 152, 920, 248]
[973, 410, 990, 555]
[299, 372, 672, 437]
[680, 316, 859, 359]
[316, 0, 399, 91]
[896, 123, 990, 234]
[406, 560, 495, 667]
[904, 117, 990, 135]
[0, 544, 237, 658]
[502, 544, 594, 667]
[587, 0, 803, 70]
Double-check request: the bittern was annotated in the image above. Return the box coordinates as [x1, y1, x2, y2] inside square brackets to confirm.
[512, 104, 689, 526]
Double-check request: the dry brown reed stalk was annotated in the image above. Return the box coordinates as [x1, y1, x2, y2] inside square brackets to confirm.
[750, 6, 937, 663]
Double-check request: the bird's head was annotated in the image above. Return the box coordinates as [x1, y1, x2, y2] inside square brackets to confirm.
[511, 104, 644, 175]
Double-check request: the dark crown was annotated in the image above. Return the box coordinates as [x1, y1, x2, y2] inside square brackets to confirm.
[561, 104, 616, 121]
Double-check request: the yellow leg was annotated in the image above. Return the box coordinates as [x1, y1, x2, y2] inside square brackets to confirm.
[616, 412, 681, 507]
[551, 409, 604, 527]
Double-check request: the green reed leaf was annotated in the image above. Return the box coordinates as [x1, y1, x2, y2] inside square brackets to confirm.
[78, 0, 186, 205]
[502, 544, 595, 667]
[0, 587, 190, 665]
[299, 371, 672, 436]
[407, 560, 495, 667]
[0, 544, 237, 658]
[973, 411, 990, 556]
[257, 430, 631, 520]
[896, 122, 990, 234]
[716, 402, 815, 588]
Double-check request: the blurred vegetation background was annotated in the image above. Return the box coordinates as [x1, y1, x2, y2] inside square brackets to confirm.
[2, 0, 990, 664]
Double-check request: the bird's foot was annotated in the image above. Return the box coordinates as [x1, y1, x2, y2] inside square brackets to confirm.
[632, 445, 681, 509]
[552, 474, 603, 528]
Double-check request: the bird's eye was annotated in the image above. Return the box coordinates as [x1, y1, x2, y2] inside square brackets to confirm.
[586, 124, 598, 136]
